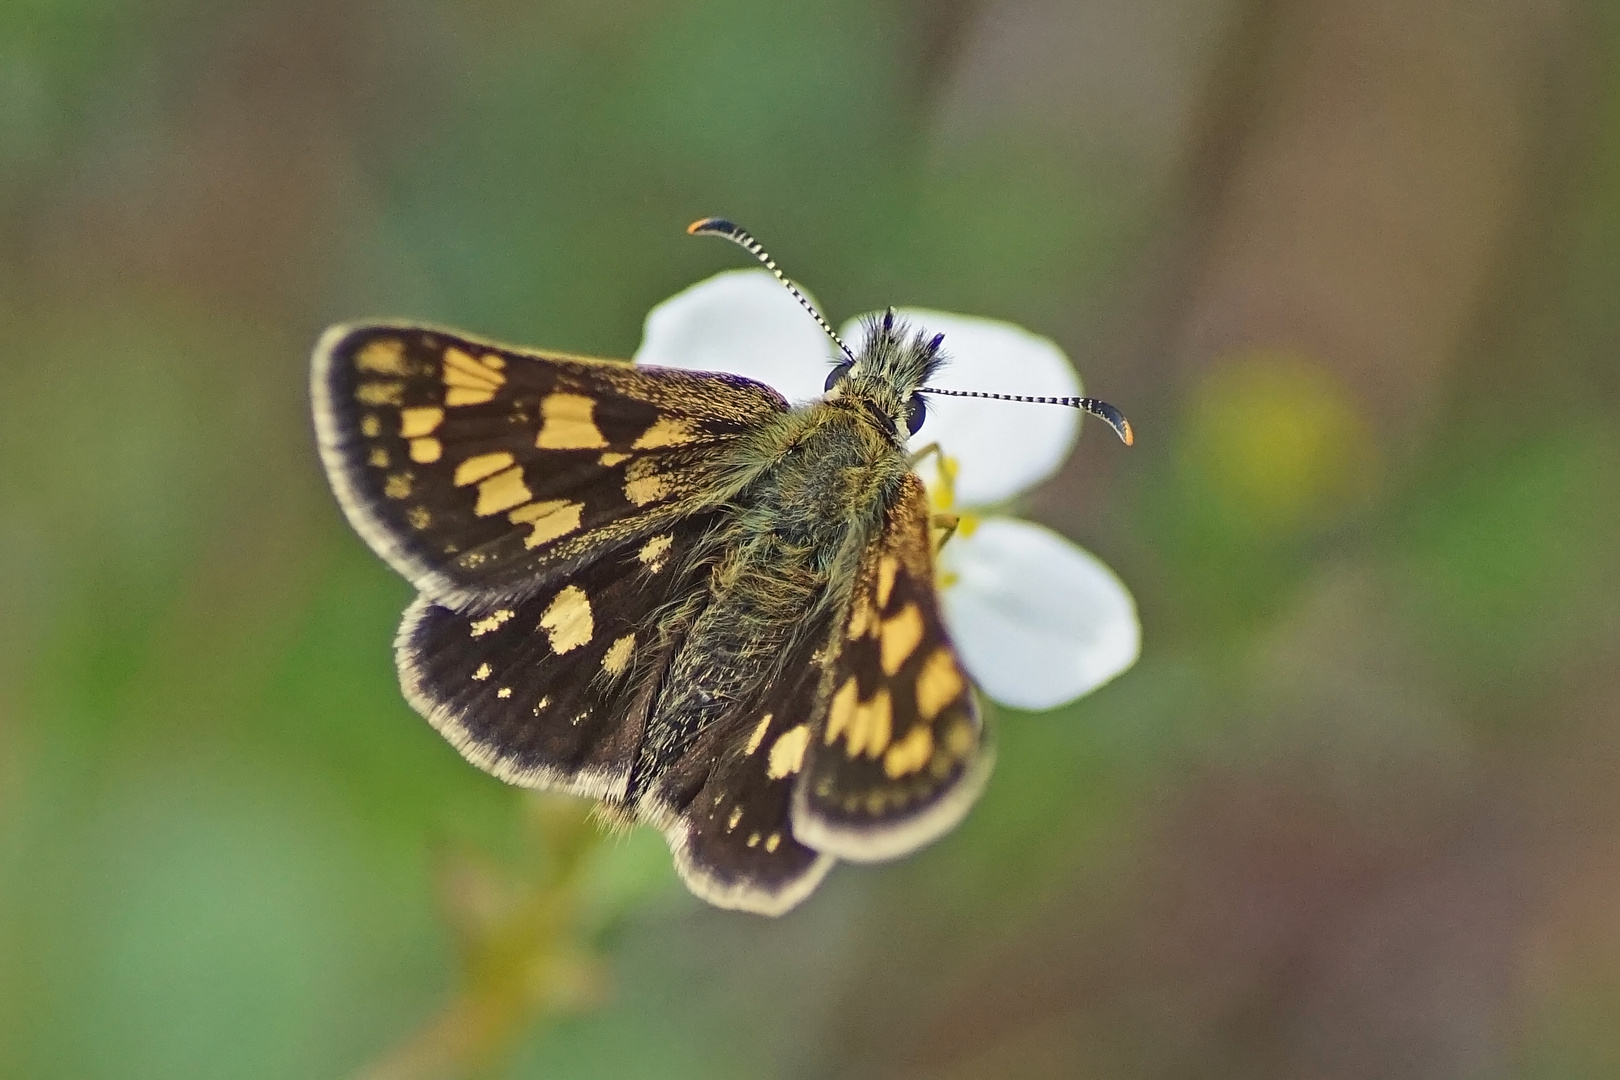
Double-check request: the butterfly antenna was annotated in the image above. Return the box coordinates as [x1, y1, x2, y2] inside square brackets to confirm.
[687, 217, 857, 364]
[916, 386, 1135, 446]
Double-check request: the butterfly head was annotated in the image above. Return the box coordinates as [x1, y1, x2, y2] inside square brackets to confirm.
[821, 309, 944, 438]
[688, 216, 1136, 447]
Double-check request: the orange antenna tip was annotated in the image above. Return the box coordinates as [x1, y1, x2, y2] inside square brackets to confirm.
[687, 217, 734, 235]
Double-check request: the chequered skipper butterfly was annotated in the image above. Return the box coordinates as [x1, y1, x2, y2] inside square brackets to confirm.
[311, 219, 1131, 913]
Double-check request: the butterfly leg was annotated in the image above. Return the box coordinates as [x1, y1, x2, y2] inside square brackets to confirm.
[907, 441, 961, 514]
[930, 512, 959, 552]
[907, 441, 943, 471]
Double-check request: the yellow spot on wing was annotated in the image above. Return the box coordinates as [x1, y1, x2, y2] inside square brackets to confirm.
[765, 833, 781, 853]
[744, 713, 773, 755]
[446, 387, 495, 407]
[472, 662, 492, 681]
[727, 806, 743, 831]
[454, 452, 515, 486]
[539, 586, 593, 654]
[360, 414, 381, 437]
[357, 338, 408, 375]
[356, 381, 404, 406]
[883, 725, 933, 778]
[877, 555, 900, 608]
[496, 687, 511, 699]
[624, 471, 667, 506]
[443, 347, 505, 387]
[400, 406, 444, 437]
[825, 677, 859, 745]
[944, 718, 975, 757]
[441, 349, 503, 406]
[598, 451, 630, 466]
[508, 499, 582, 547]
[406, 506, 431, 530]
[767, 724, 812, 779]
[469, 609, 514, 637]
[368, 447, 389, 468]
[746, 832, 760, 848]
[474, 466, 532, 516]
[880, 604, 924, 675]
[602, 633, 635, 675]
[632, 417, 699, 449]
[846, 689, 892, 759]
[536, 392, 607, 450]
[409, 437, 442, 463]
[846, 588, 876, 640]
[916, 647, 966, 721]
[384, 473, 413, 499]
[638, 534, 674, 570]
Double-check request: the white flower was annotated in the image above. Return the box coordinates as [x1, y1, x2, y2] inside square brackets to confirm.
[635, 268, 1140, 710]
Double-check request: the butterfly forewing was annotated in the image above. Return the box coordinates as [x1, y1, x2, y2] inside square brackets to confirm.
[792, 475, 991, 862]
[312, 323, 787, 607]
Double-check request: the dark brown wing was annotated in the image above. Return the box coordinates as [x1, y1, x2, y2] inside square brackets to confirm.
[791, 474, 991, 862]
[632, 475, 989, 912]
[395, 514, 719, 802]
[311, 322, 786, 609]
[641, 640, 838, 915]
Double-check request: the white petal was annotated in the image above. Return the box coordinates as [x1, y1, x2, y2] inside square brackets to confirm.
[939, 517, 1139, 711]
[635, 268, 836, 403]
[841, 309, 1081, 506]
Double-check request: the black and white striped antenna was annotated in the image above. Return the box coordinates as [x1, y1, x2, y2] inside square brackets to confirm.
[915, 386, 1134, 445]
[687, 217, 857, 364]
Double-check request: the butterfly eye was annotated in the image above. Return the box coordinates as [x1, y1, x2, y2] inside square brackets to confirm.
[905, 395, 927, 435]
[824, 362, 853, 392]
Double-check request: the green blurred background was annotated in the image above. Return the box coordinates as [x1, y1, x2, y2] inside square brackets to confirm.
[3, 1, 1620, 1077]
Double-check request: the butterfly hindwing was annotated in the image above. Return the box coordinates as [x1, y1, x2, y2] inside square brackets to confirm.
[396, 514, 719, 800]
[633, 473, 989, 910]
[792, 474, 991, 861]
[312, 322, 787, 607]
[643, 619, 840, 915]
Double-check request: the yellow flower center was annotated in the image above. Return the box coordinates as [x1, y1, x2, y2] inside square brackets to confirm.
[926, 452, 977, 588]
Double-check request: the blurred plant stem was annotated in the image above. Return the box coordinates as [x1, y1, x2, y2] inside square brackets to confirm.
[356, 794, 611, 1080]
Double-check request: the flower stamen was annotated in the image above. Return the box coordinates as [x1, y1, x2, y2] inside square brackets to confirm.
[922, 452, 961, 514]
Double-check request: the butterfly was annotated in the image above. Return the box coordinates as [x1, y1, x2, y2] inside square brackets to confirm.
[311, 218, 1132, 914]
